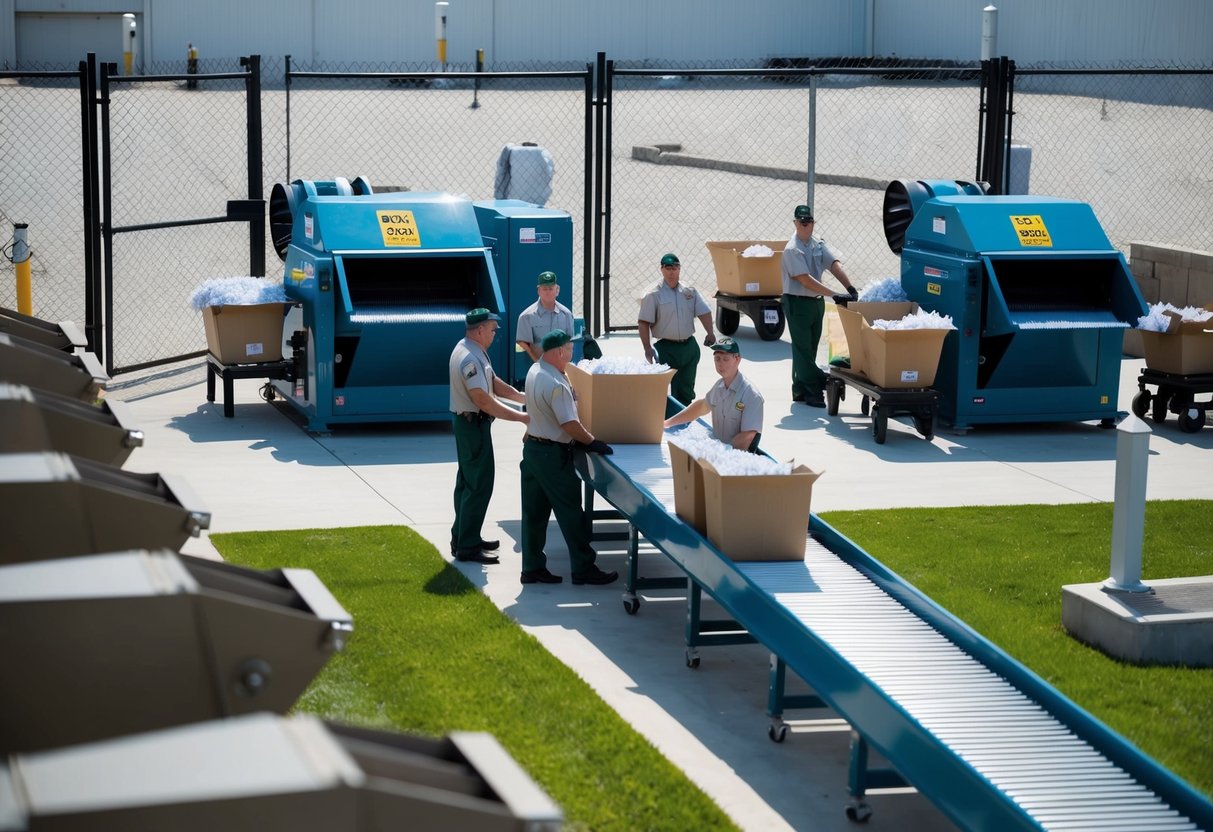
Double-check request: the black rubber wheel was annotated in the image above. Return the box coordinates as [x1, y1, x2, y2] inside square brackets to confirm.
[1131, 390, 1150, 419]
[686, 652, 701, 670]
[716, 307, 740, 336]
[622, 597, 640, 615]
[1152, 390, 1170, 423]
[260, 382, 276, 403]
[872, 405, 888, 444]
[755, 306, 786, 341]
[913, 412, 934, 441]
[1177, 407, 1205, 433]
[826, 380, 841, 415]
[860, 396, 870, 416]
[846, 802, 873, 823]
[767, 722, 789, 743]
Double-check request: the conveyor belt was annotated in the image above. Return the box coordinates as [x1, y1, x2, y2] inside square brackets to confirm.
[578, 443, 1213, 831]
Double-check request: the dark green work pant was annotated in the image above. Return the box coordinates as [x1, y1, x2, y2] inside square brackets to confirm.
[519, 441, 596, 574]
[451, 413, 494, 551]
[783, 294, 826, 398]
[655, 337, 700, 406]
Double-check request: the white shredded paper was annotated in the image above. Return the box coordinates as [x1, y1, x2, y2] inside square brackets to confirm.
[871, 309, 956, 331]
[576, 357, 671, 374]
[189, 276, 287, 310]
[1137, 302, 1213, 332]
[741, 244, 774, 258]
[667, 422, 793, 476]
[857, 276, 909, 303]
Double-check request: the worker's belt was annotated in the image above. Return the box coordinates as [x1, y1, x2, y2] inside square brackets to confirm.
[524, 435, 575, 447]
[456, 411, 494, 423]
[657, 337, 692, 344]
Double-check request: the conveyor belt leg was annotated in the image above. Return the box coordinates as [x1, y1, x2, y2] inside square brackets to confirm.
[766, 654, 828, 743]
[846, 730, 907, 822]
[684, 582, 756, 669]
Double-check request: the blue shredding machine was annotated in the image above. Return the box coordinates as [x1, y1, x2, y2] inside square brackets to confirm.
[267, 179, 571, 431]
[883, 179, 1147, 431]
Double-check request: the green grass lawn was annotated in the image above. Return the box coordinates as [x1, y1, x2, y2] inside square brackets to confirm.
[215, 527, 739, 832]
[819, 499, 1213, 798]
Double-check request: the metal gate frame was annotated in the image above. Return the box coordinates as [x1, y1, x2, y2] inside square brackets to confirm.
[98, 55, 266, 375]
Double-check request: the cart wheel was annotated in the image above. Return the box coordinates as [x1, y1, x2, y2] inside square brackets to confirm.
[716, 307, 740, 336]
[1131, 390, 1150, 419]
[685, 649, 701, 669]
[1152, 391, 1170, 424]
[756, 307, 786, 341]
[913, 412, 934, 441]
[826, 380, 841, 416]
[260, 382, 277, 403]
[872, 405, 888, 444]
[622, 596, 640, 615]
[1178, 407, 1205, 433]
[846, 800, 873, 823]
[860, 396, 870, 416]
[768, 721, 789, 743]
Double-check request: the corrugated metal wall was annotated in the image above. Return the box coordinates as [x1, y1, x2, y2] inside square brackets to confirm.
[5, 0, 1211, 69]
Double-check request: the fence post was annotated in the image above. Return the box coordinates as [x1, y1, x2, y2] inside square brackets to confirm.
[80, 53, 103, 358]
[241, 55, 265, 277]
[806, 71, 817, 210]
[284, 55, 292, 182]
[471, 48, 483, 109]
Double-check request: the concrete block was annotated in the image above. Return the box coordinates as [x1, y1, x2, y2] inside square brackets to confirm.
[1133, 243, 1191, 269]
[1128, 257, 1154, 283]
[1133, 273, 1160, 305]
[1191, 249, 1213, 273]
[1187, 269, 1213, 307]
[1155, 262, 1190, 306]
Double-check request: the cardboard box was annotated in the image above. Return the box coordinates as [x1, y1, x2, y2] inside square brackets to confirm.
[706, 240, 786, 296]
[700, 459, 822, 561]
[202, 303, 288, 365]
[837, 302, 949, 388]
[1140, 306, 1213, 375]
[667, 441, 707, 534]
[566, 364, 676, 443]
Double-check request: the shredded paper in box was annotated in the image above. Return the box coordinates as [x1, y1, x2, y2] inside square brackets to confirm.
[871, 309, 957, 331]
[857, 276, 910, 303]
[1137, 302, 1213, 333]
[667, 422, 792, 476]
[189, 276, 287, 311]
[576, 356, 671, 374]
[741, 244, 775, 258]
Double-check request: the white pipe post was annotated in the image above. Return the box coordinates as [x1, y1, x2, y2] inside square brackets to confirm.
[981, 5, 998, 62]
[1104, 414, 1152, 593]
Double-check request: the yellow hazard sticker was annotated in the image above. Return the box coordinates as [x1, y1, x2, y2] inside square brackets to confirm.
[1010, 215, 1052, 247]
[377, 210, 421, 247]
[927, 282, 942, 295]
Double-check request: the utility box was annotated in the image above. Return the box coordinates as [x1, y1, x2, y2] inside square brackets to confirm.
[0, 452, 209, 564]
[0, 332, 107, 401]
[0, 550, 352, 753]
[475, 199, 574, 386]
[0, 383, 143, 466]
[0, 713, 563, 831]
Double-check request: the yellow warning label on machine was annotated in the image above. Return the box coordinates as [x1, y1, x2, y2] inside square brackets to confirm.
[377, 210, 421, 247]
[1010, 214, 1052, 247]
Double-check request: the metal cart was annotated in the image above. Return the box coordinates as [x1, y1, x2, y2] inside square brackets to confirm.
[825, 365, 938, 443]
[1132, 367, 1213, 433]
[713, 291, 785, 341]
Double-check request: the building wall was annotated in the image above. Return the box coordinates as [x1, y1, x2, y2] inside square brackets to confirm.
[4, 0, 1211, 69]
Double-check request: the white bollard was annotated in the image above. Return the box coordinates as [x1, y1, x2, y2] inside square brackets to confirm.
[1104, 414, 1152, 592]
[981, 5, 998, 62]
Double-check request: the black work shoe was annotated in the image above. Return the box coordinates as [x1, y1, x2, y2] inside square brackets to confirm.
[520, 568, 563, 584]
[455, 549, 499, 565]
[477, 539, 501, 551]
[571, 565, 619, 586]
[805, 394, 826, 408]
[791, 392, 806, 403]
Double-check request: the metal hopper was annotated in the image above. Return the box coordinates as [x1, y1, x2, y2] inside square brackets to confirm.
[0, 305, 87, 353]
[0, 383, 143, 465]
[0, 332, 107, 401]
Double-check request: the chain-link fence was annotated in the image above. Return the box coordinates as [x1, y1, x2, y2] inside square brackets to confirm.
[0, 68, 87, 325]
[603, 66, 982, 330]
[1009, 64, 1213, 256]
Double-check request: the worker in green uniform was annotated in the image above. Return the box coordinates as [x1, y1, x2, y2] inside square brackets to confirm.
[664, 337, 765, 452]
[638, 252, 717, 405]
[519, 329, 618, 586]
[449, 308, 528, 564]
[781, 205, 856, 407]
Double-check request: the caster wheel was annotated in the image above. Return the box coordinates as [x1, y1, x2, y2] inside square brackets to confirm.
[872, 405, 888, 444]
[622, 596, 640, 615]
[912, 412, 934, 440]
[260, 382, 276, 402]
[860, 396, 870, 416]
[1178, 407, 1205, 433]
[846, 801, 873, 823]
[1131, 390, 1150, 419]
[756, 307, 786, 341]
[716, 307, 740, 336]
[685, 649, 701, 669]
[767, 722, 789, 743]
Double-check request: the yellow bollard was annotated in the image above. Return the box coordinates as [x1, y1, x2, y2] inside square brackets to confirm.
[435, 2, 449, 68]
[13, 223, 32, 315]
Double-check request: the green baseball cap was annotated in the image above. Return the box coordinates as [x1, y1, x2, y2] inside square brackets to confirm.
[465, 308, 501, 326]
[540, 329, 571, 351]
[793, 205, 814, 221]
[537, 271, 558, 286]
[660, 252, 680, 267]
[710, 337, 740, 355]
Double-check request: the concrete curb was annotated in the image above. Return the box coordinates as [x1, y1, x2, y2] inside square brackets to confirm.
[631, 143, 887, 190]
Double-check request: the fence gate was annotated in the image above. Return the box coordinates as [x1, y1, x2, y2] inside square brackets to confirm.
[99, 55, 265, 375]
